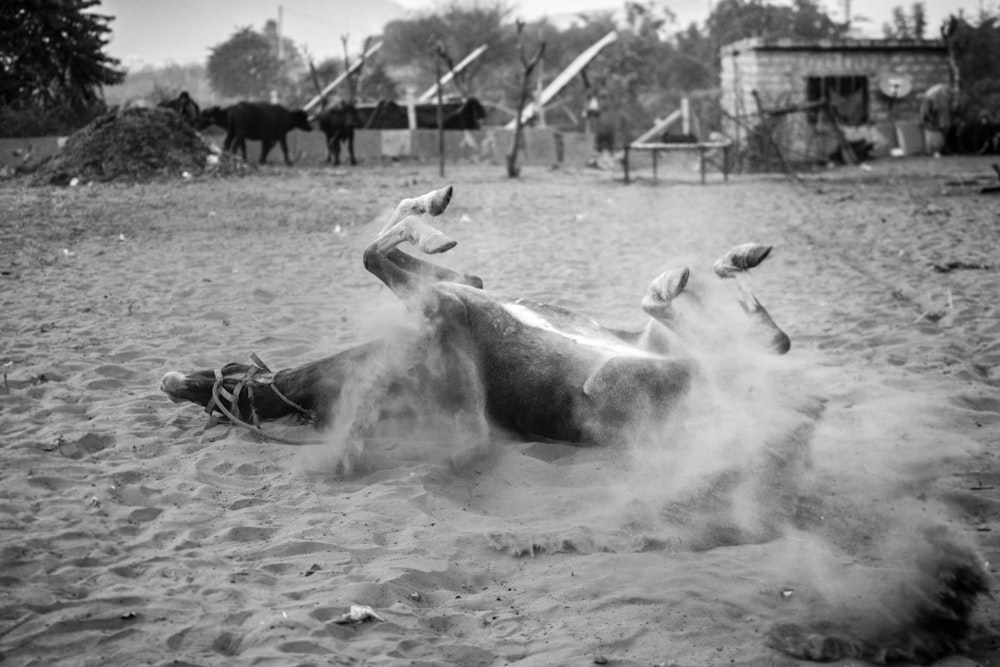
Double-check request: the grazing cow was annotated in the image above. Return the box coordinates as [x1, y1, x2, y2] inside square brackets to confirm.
[223, 102, 312, 166]
[161, 186, 790, 467]
[157, 91, 200, 125]
[196, 105, 230, 132]
[316, 101, 359, 166]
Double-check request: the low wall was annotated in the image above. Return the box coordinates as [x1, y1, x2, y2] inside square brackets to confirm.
[285, 128, 565, 167]
[1, 128, 599, 170]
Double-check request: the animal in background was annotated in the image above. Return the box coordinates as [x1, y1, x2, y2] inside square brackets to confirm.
[316, 100, 360, 166]
[222, 102, 312, 166]
[196, 105, 230, 132]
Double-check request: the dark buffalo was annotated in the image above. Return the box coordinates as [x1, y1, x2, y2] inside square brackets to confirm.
[196, 105, 230, 132]
[358, 97, 487, 130]
[316, 101, 359, 166]
[359, 100, 407, 129]
[157, 91, 200, 125]
[439, 97, 487, 130]
[224, 102, 312, 166]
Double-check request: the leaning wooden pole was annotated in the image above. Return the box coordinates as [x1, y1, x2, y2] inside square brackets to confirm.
[418, 45, 488, 104]
[302, 41, 383, 115]
[436, 55, 445, 178]
[505, 30, 616, 130]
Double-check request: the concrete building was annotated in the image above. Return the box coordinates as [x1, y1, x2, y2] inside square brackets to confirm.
[720, 37, 951, 163]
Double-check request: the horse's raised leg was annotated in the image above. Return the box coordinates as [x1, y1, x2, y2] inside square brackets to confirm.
[378, 185, 454, 234]
[714, 244, 790, 354]
[641, 267, 690, 324]
[364, 186, 468, 306]
[635, 267, 691, 354]
[386, 249, 483, 289]
[364, 215, 458, 306]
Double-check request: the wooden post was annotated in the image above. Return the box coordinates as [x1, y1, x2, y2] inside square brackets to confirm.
[405, 87, 417, 130]
[822, 99, 857, 165]
[751, 89, 797, 177]
[436, 57, 445, 178]
[681, 97, 690, 135]
[623, 145, 630, 184]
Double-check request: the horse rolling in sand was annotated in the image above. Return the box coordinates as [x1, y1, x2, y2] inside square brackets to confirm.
[161, 185, 789, 460]
[159, 185, 989, 664]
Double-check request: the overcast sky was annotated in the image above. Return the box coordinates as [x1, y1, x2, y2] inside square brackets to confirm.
[99, 0, 991, 67]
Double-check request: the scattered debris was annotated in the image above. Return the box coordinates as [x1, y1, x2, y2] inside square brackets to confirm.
[932, 260, 992, 273]
[333, 605, 386, 624]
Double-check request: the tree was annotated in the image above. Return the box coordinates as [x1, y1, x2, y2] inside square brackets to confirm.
[507, 20, 545, 178]
[0, 0, 125, 111]
[382, 1, 516, 98]
[207, 23, 305, 101]
[263, 18, 305, 98]
[358, 60, 400, 101]
[883, 3, 928, 39]
[941, 13, 1000, 121]
[706, 0, 846, 57]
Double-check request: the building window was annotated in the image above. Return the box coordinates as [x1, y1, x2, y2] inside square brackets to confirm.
[806, 75, 869, 125]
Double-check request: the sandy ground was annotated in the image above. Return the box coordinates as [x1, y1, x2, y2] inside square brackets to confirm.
[0, 156, 998, 666]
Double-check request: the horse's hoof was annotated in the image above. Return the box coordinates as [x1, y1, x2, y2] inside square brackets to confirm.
[714, 243, 773, 278]
[650, 267, 690, 302]
[419, 230, 457, 255]
[425, 185, 453, 216]
[641, 267, 689, 319]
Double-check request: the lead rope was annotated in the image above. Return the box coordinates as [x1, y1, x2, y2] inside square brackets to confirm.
[203, 358, 322, 446]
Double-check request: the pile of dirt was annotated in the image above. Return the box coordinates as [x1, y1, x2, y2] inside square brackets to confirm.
[29, 106, 247, 185]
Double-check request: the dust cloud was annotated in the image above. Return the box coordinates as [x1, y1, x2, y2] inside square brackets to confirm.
[296, 257, 989, 662]
[301, 301, 490, 476]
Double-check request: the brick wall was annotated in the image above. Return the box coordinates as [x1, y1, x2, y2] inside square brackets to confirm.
[721, 38, 950, 162]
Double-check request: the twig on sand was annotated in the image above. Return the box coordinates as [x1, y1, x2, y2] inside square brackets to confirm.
[932, 261, 992, 273]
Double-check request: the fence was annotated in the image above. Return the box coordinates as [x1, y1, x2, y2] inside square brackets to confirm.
[0, 128, 600, 170]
